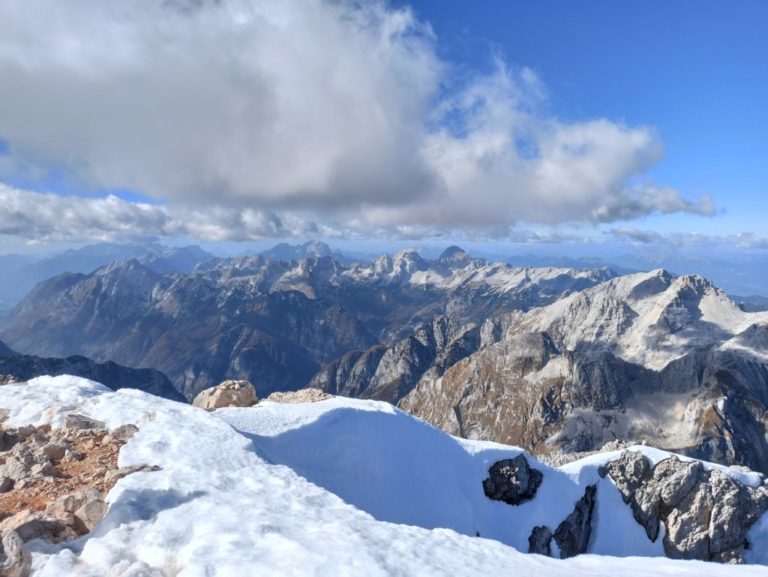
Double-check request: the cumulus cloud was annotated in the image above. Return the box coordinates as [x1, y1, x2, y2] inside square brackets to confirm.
[0, 0, 715, 242]
[0, 184, 318, 243]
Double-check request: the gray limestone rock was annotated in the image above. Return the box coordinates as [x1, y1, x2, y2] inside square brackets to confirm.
[527, 525, 552, 556]
[602, 451, 768, 563]
[553, 485, 597, 558]
[482, 455, 543, 506]
[0, 530, 31, 577]
[63, 414, 106, 434]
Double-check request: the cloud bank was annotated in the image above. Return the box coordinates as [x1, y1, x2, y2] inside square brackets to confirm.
[0, 0, 714, 242]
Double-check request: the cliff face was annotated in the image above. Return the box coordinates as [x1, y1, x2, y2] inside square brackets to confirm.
[395, 271, 768, 472]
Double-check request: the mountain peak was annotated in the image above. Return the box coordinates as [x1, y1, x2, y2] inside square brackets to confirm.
[437, 246, 471, 267]
[261, 241, 336, 261]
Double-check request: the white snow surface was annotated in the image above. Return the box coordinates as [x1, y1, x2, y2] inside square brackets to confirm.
[519, 269, 768, 370]
[0, 375, 766, 576]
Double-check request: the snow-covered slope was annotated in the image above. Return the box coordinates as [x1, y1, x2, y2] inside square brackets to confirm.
[519, 269, 768, 370]
[1, 376, 767, 575]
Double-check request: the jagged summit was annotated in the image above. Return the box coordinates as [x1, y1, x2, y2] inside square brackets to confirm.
[437, 245, 472, 267]
[399, 269, 768, 472]
[0, 249, 615, 400]
[260, 240, 337, 261]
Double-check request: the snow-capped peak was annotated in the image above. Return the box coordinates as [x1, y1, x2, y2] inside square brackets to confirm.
[520, 269, 768, 370]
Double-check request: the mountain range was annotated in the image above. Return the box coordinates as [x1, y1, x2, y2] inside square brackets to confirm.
[314, 268, 768, 471]
[0, 247, 614, 400]
[1, 244, 767, 474]
[0, 242, 214, 312]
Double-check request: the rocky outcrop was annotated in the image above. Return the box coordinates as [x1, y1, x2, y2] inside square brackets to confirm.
[482, 455, 543, 506]
[45, 487, 107, 534]
[553, 485, 597, 558]
[528, 485, 597, 559]
[310, 315, 481, 404]
[0, 529, 30, 577]
[600, 451, 768, 562]
[0, 510, 78, 544]
[400, 270, 768, 473]
[524, 485, 597, 559]
[0, 415, 158, 575]
[527, 526, 552, 556]
[193, 380, 258, 410]
[267, 388, 333, 403]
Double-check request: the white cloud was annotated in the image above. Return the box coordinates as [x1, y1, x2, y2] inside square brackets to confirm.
[0, 0, 715, 243]
[608, 227, 768, 249]
[0, 184, 318, 243]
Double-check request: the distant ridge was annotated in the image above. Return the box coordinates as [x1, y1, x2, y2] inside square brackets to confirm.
[0, 339, 184, 402]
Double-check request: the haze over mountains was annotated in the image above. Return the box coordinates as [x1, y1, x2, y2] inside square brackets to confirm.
[0, 242, 214, 311]
[1, 241, 767, 476]
[0, 245, 613, 399]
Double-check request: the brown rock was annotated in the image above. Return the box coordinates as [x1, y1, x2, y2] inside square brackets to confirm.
[0, 510, 77, 544]
[63, 414, 106, 434]
[266, 388, 333, 404]
[110, 424, 139, 442]
[192, 380, 257, 410]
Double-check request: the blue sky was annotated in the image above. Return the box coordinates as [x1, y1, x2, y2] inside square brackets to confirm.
[0, 0, 766, 254]
[402, 0, 768, 236]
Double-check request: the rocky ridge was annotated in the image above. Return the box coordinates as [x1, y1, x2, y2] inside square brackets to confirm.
[0, 248, 613, 400]
[397, 269, 768, 472]
[0, 341, 184, 402]
[0, 411, 156, 577]
[2, 375, 768, 572]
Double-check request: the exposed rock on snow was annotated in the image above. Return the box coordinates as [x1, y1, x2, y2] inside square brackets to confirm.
[0, 510, 77, 545]
[108, 423, 138, 443]
[0, 528, 30, 577]
[600, 451, 768, 562]
[0, 409, 158, 575]
[63, 414, 106, 434]
[265, 388, 332, 403]
[46, 487, 107, 534]
[483, 455, 543, 505]
[553, 484, 597, 558]
[526, 485, 597, 559]
[528, 525, 553, 555]
[192, 379, 257, 410]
